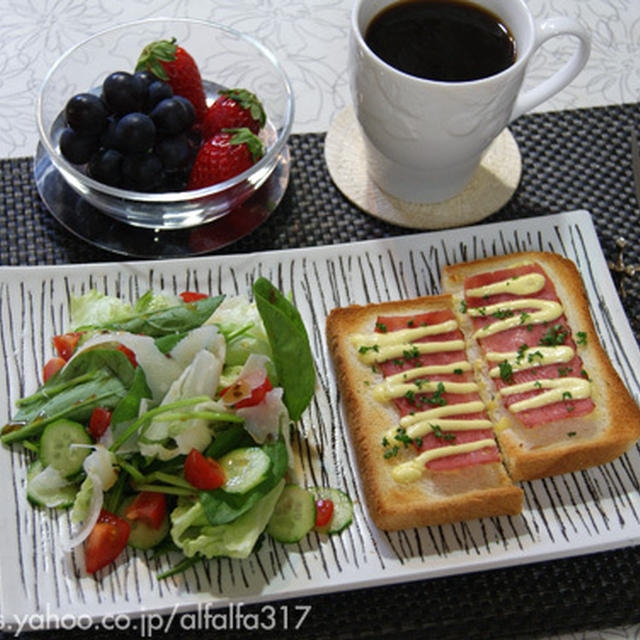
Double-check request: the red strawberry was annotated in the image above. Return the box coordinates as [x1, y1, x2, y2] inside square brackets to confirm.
[202, 89, 266, 139]
[136, 38, 207, 122]
[188, 128, 264, 189]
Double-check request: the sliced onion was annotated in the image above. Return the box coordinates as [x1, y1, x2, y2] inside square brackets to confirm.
[237, 388, 287, 444]
[61, 473, 104, 552]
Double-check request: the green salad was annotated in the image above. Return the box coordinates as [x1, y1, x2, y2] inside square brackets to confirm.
[1, 278, 352, 576]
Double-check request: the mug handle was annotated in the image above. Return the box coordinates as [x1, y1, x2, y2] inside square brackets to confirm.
[510, 17, 591, 122]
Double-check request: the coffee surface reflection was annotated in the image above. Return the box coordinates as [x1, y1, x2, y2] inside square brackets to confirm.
[364, 0, 516, 82]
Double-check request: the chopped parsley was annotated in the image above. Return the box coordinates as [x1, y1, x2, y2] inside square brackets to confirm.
[382, 427, 423, 458]
[498, 360, 514, 384]
[519, 311, 531, 325]
[358, 344, 379, 354]
[430, 424, 457, 441]
[407, 319, 415, 327]
[404, 389, 416, 404]
[376, 322, 388, 333]
[403, 346, 420, 361]
[562, 391, 573, 401]
[558, 367, 573, 377]
[426, 381, 447, 406]
[527, 350, 544, 363]
[567, 431, 577, 437]
[492, 308, 515, 320]
[539, 324, 568, 346]
[460, 300, 468, 313]
[576, 331, 587, 346]
[453, 368, 464, 375]
[403, 381, 447, 408]
[516, 343, 529, 363]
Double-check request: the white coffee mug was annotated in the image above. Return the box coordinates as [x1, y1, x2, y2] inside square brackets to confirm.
[349, 0, 591, 203]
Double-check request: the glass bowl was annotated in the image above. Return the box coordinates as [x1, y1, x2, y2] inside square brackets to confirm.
[36, 18, 294, 229]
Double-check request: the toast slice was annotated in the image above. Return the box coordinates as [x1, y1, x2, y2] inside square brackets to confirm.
[442, 251, 640, 482]
[326, 294, 523, 530]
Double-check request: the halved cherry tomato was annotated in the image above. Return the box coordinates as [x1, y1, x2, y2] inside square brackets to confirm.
[220, 376, 272, 409]
[85, 509, 130, 574]
[184, 448, 225, 490]
[52, 331, 83, 361]
[43, 356, 66, 383]
[116, 344, 137, 368]
[124, 491, 166, 529]
[179, 291, 208, 303]
[315, 499, 334, 528]
[88, 407, 112, 440]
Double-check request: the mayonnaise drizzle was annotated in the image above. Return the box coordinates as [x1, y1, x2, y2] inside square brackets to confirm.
[499, 377, 592, 412]
[356, 339, 465, 365]
[391, 439, 496, 483]
[486, 345, 575, 377]
[386, 418, 493, 442]
[470, 299, 563, 338]
[354, 313, 497, 481]
[373, 378, 478, 403]
[466, 272, 545, 298]
[466, 271, 592, 415]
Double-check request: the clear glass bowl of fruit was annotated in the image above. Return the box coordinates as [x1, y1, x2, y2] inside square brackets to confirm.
[36, 18, 294, 229]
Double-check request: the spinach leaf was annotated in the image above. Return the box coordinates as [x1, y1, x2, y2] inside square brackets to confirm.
[154, 332, 187, 354]
[252, 278, 315, 421]
[110, 366, 152, 426]
[199, 438, 287, 525]
[2, 349, 135, 443]
[80, 295, 225, 337]
[205, 424, 254, 459]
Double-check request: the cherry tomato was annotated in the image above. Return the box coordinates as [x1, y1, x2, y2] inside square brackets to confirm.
[124, 491, 166, 529]
[220, 376, 272, 408]
[84, 509, 130, 574]
[116, 344, 137, 368]
[179, 291, 208, 303]
[88, 407, 112, 440]
[52, 331, 83, 361]
[184, 448, 225, 490]
[43, 357, 66, 383]
[315, 499, 335, 528]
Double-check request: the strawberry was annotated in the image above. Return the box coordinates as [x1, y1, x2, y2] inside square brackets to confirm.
[188, 128, 264, 189]
[202, 89, 266, 139]
[136, 38, 207, 122]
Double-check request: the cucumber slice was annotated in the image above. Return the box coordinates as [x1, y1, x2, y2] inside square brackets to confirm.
[219, 447, 271, 494]
[26, 460, 77, 508]
[118, 496, 170, 550]
[39, 418, 92, 478]
[311, 487, 353, 534]
[266, 484, 315, 543]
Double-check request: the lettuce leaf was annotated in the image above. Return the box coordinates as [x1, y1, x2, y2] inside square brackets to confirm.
[70, 291, 134, 330]
[170, 480, 284, 559]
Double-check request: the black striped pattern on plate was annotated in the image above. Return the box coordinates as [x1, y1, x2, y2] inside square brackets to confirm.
[0, 209, 638, 627]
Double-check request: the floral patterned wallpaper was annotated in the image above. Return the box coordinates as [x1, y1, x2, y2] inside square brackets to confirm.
[0, 0, 638, 638]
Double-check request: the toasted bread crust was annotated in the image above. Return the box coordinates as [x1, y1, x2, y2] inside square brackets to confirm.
[442, 251, 640, 481]
[326, 295, 523, 530]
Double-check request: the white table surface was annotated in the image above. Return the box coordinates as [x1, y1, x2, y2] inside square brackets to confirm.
[0, 1, 639, 638]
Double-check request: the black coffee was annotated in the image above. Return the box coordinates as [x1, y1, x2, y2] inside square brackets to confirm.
[364, 0, 516, 82]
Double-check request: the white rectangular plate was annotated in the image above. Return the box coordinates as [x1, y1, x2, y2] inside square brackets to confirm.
[1, 210, 639, 630]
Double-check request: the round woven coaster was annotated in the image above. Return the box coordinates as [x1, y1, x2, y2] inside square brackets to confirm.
[325, 106, 522, 230]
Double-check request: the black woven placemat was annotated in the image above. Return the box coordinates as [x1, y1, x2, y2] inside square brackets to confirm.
[2, 103, 640, 639]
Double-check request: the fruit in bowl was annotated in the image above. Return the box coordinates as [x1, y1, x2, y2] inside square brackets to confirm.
[59, 38, 268, 194]
[36, 18, 294, 229]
